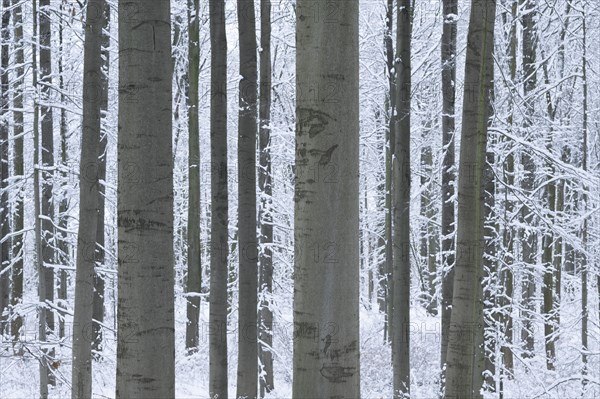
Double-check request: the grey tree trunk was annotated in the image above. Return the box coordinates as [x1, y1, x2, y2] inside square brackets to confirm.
[392, 1, 411, 396]
[519, 0, 538, 359]
[236, 0, 259, 397]
[419, 143, 438, 315]
[40, 0, 55, 345]
[92, 1, 111, 354]
[293, 1, 360, 397]
[258, 0, 274, 395]
[10, 0, 25, 344]
[440, 0, 457, 375]
[209, 0, 229, 397]
[185, 0, 201, 353]
[0, 0, 10, 331]
[444, 1, 496, 398]
[71, 1, 105, 397]
[115, 1, 175, 397]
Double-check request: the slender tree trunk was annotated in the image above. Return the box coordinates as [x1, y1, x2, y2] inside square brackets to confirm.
[236, 0, 258, 396]
[115, 1, 174, 397]
[32, 1, 50, 396]
[440, 0, 457, 375]
[92, 1, 110, 354]
[71, 1, 105, 397]
[384, 0, 395, 344]
[293, 1, 360, 397]
[185, 0, 201, 353]
[0, 0, 10, 332]
[420, 143, 437, 315]
[209, 0, 229, 396]
[258, 0, 274, 394]
[392, 1, 411, 396]
[580, 8, 589, 387]
[520, 0, 538, 359]
[39, 0, 55, 345]
[444, 1, 496, 398]
[10, 0, 25, 345]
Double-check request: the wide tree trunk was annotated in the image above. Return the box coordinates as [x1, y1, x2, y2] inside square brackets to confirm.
[115, 1, 175, 397]
[71, 1, 105, 397]
[185, 0, 201, 353]
[258, 0, 274, 395]
[236, 0, 259, 397]
[392, 1, 411, 396]
[440, 0, 457, 375]
[444, 1, 496, 398]
[293, 1, 360, 397]
[208, 0, 229, 397]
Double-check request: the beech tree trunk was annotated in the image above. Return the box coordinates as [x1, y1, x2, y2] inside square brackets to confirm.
[71, 1, 105, 397]
[115, 1, 175, 397]
[444, 1, 496, 397]
[293, 1, 360, 397]
[208, 0, 229, 397]
[236, 0, 259, 397]
[392, 1, 411, 396]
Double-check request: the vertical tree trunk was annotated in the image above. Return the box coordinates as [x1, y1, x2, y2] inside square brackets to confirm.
[208, 0, 229, 397]
[519, 0, 538, 359]
[293, 1, 360, 397]
[580, 8, 589, 386]
[185, 0, 201, 353]
[420, 143, 438, 315]
[392, 1, 411, 396]
[92, 0, 111, 354]
[71, 1, 105, 397]
[384, 0, 395, 344]
[39, 0, 55, 345]
[444, 1, 496, 398]
[236, 0, 258, 397]
[0, 0, 10, 332]
[32, 1, 50, 395]
[258, 0, 274, 394]
[115, 1, 174, 397]
[440, 0, 457, 375]
[10, 0, 25, 345]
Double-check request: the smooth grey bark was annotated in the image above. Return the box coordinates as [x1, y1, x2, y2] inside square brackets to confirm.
[236, 0, 259, 397]
[92, 1, 110, 354]
[293, 1, 360, 398]
[0, 0, 10, 331]
[440, 0, 457, 377]
[10, 0, 25, 344]
[444, 0, 496, 398]
[185, 0, 201, 353]
[209, 0, 229, 397]
[258, 0, 274, 394]
[71, 1, 105, 397]
[115, 1, 175, 397]
[519, 0, 538, 359]
[392, 1, 411, 397]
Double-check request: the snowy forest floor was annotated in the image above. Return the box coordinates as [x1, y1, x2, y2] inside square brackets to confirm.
[1, 283, 599, 399]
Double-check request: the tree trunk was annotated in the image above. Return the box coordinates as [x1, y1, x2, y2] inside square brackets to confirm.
[440, 0, 457, 375]
[71, 1, 105, 397]
[258, 0, 274, 394]
[115, 1, 175, 397]
[185, 0, 201, 353]
[420, 143, 438, 315]
[10, 0, 25, 345]
[392, 1, 411, 396]
[519, 0, 538, 359]
[293, 1, 360, 397]
[209, 0, 229, 397]
[444, 1, 496, 398]
[0, 0, 10, 333]
[92, 0, 111, 354]
[236, 0, 259, 396]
